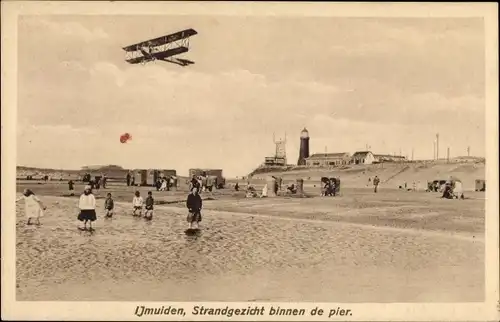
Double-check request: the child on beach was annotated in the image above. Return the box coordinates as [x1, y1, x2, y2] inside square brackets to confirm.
[78, 185, 97, 230]
[132, 191, 143, 217]
[104, 193, 114, 218]
[144, 191, 154, 220]
[16, 189, 46, 225]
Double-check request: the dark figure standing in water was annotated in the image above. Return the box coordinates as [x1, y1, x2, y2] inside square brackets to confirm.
[186, 187, 202, 229]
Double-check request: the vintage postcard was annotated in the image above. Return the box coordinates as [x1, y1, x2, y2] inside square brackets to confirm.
[1, 1, 499, 321]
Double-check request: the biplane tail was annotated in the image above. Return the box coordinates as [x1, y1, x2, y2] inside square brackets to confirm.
[175, 58, 195, 66]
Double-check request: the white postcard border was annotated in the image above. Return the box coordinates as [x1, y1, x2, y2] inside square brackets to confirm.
[1, 1, 498, 321]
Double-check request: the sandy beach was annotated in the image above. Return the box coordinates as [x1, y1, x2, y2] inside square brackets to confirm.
[15, 182, 484, 302]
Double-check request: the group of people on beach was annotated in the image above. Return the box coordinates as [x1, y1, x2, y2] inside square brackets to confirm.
[82, 185, 203, 230]
[79, 173, 107, 190]
[321, 177, 341, 196]
[16, 184, 204, 231]
[75, 185, 157, 230]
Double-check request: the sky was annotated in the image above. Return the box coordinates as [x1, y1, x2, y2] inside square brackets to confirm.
[17, 15, 485, 177]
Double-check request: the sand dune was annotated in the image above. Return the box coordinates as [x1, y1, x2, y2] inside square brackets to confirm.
[252, 162, 485, 190]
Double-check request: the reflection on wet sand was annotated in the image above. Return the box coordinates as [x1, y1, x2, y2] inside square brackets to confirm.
[16, 190, 484, 302]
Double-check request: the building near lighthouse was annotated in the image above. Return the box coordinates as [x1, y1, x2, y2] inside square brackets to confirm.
[351, 151, 376, 165]
[297, 128, 310, 165]
[305, 152, 351, 167]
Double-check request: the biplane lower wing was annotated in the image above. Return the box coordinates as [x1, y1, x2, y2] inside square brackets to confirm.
[125, 56, 152, 64]
[125, 46, 189, 65]
[151, 46, 189, 60]
[122, 28, 197, 52]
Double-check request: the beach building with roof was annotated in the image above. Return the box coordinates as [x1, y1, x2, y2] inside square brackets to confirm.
[305, 152, 351, 167]
[351, 151, 376, 165]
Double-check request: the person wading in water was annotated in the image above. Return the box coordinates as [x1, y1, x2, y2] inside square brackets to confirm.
[186, 187, 202, 229]
[104, 193, 114, 219]
[132, 191, 143, 217]
[16, 189, 46, 226]
[78, 185, 97, 230]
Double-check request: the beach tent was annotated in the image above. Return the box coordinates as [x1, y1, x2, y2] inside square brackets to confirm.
[452, 180, 464, 199]
[475, 179, 486, 191]
[447, 176, 464, 199]
[206, 175, 217, 191]
[427, 179, 448, 192]
[261, 184, 268, 197]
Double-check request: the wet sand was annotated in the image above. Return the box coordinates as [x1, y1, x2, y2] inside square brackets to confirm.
[15, 183, 484, 302]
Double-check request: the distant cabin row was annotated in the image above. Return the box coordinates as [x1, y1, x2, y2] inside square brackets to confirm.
[18, 167, 226, 188]
[305, 151, 406, 167]
[264, 151, 407, 167]
[264, 151, 485, 168]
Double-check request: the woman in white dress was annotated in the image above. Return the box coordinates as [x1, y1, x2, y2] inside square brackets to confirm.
[16, 189, 46, 225]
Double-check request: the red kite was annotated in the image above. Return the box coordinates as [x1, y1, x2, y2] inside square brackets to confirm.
[120, 133, 132, 143]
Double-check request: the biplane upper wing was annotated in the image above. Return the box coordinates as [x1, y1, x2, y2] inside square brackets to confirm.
[122, 28, 197, 52]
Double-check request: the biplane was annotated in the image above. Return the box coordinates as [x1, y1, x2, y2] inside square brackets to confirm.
[122, 28, 197, 66]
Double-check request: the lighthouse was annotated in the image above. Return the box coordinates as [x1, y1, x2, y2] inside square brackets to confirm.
[297, 128, 310, 165]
